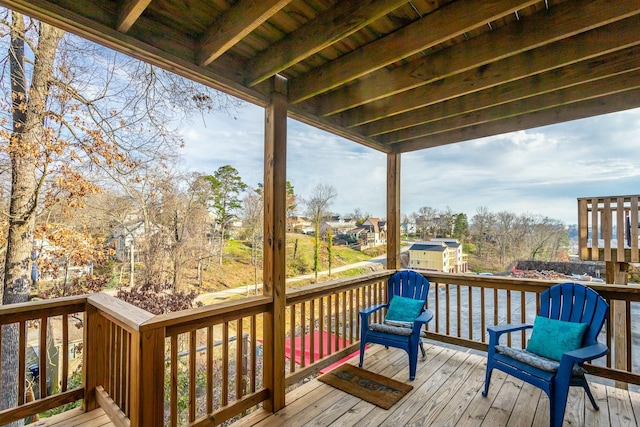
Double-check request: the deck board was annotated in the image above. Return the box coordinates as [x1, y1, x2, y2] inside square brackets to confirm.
[31, 407, 114, 427]
[233, 342, 640, 427]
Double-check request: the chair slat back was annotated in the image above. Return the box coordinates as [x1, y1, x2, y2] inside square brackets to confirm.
[388, 270, 430, 303]
[539, 282, 609, 347]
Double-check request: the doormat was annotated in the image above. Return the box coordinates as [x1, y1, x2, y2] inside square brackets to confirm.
[317, 364, 413, 409]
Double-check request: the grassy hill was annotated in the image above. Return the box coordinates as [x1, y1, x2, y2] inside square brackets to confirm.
[184, 233, 375, 292]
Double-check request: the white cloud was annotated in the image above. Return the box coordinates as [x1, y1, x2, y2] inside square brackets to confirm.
[181, 103, 640, 225]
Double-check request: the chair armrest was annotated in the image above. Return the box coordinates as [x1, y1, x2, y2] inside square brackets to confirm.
[487, 323, 532, 346]
[412, 309, 434, 334]
[359, 303, 387, 317]
[562, 343, 609, 364]
[414, 309, 434, 325]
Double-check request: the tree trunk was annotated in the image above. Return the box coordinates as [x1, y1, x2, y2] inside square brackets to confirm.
[2, 15, 64, 423]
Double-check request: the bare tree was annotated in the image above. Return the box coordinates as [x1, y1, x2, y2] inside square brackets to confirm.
[0, 12, 239, 419]
[243, 187, 263, 294]
[304, 184, 337, 280]
[471, 206, 495, 257]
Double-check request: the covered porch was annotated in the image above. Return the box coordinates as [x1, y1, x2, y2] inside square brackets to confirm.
[0, 0, 640, 426]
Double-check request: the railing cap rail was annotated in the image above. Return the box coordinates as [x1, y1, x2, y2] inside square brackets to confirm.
[577, 194, 640, 203]
[286, 270, 394, 304]
[88, 292, 154, 331]
[0, 295, 88, 325]
[139, 295, 272, 332]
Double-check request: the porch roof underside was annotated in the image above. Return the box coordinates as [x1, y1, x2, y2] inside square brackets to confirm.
[3, 0, 640, 154]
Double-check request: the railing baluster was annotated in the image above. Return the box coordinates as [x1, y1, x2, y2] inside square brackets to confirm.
[18, 321, 26, 405]
[445, 283, 450, 336]
[206, 325, 213, 414]
[170, 334, 178, 427]
[309, 300, 315, 364]
[62, 313, 69, 392]
[435, 283, 440, 333]
[114, 324, 121, 406]
[334, 293, 340, 351]
[506, 290, 512, 347]
[349, 289, 354, 343]
[468, 286, 473, 340]
[319, 298, 324, 359]
[521, 292, 526, 348]
[356, 288, 361, 336]
[289, 304, 295, 374]
[300, 304, 305, 368]
[327, 295, 332, 354]
[237, 318, 244, 400]
[480, 287, 486, 343]
[222, 321, 229, 407]
[39, 316, 47, 398]
[250, 316, 257, 394]
[627, 303, 632, 372]
[493, 288, 499, 327]
[189, 330, 196, 422]
[456, 285, 461, 338]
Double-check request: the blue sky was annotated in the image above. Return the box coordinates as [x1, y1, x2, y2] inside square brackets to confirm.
[180, 103, 640, 225]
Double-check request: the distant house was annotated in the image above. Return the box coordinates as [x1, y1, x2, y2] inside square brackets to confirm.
[359, 218, 387, 247]
[320, 219, 357, 236]
[407, 242, 448, 271]
[108, 219, 163, 261]
[289, 216, 313, 234]
[401, 222, 417, 235]
[408, 239, 468, 273]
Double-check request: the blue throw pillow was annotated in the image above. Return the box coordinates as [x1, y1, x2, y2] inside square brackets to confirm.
[385, 295, 424, 324]
[526, 316, 588, 361]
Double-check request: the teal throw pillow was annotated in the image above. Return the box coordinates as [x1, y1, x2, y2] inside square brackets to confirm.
[385, 295, 424, 324]
[526, 316, 588, 361]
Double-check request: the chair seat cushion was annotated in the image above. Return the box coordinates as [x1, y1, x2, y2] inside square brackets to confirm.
[495, 345, 586, 376]
[369, 322, 413, 336]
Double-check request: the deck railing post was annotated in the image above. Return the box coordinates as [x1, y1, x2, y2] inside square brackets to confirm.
[83, 303, 105, 412]
[130, 325, 165, 426]
[386, 153, 401, 271]
[263, 74, 288, 412]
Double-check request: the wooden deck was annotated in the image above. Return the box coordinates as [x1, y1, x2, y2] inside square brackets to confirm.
[32, 407, 114, 427]
[234, 342, 640, 427]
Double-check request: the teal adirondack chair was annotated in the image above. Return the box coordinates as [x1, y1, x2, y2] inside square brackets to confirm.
[483, 282, 609, 427]
[359, 270, 433, 380]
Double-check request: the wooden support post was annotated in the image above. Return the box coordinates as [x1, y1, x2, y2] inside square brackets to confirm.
[129, 326, 165, 426]
[606, 260, 629, 390]
[263, 75, 288, 412]
[386, 152, 401, 271]
[83, 304, 104, 412]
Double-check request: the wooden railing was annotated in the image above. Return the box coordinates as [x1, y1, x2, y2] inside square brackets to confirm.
[2, 270, 640, 426]
[420, 271, 640, 385]
[578, 195, 639, 262]
[0, 295, 86, 425]
[284, 271, 392, 385]
[140, 295, 271, 427]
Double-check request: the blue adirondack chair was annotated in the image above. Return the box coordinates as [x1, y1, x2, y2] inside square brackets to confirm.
[359, 270, 433, 380]
[483, 282, 609, 427]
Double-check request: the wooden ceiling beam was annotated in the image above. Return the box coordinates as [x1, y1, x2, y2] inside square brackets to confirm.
[196, 0, 292, 67]
[312, 0, 640, 116]
[337, 15, 640, 128]
[0, 0, 268, 106]
[287, 0, 539, 103]
[394, 88, 640, 153]
[117, 0, 152, 33]
[361, 46, 640, 137]
[244, 0, 410, 87]
[381, 69, 640, 144]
